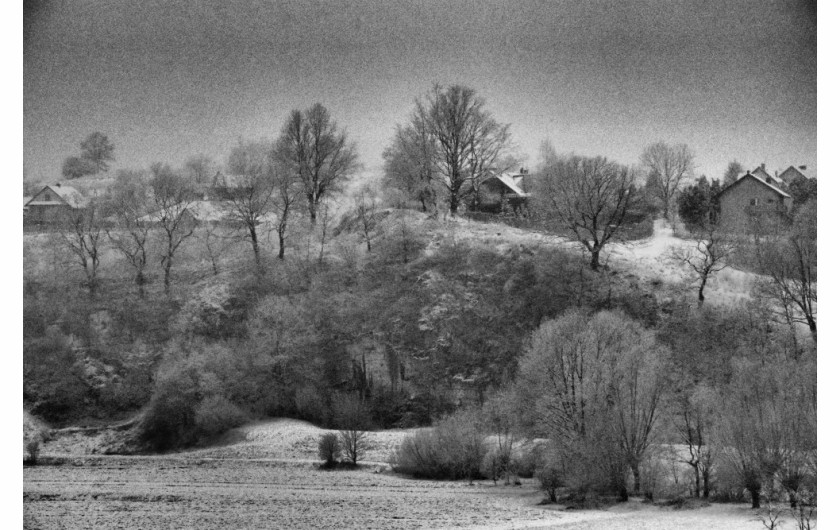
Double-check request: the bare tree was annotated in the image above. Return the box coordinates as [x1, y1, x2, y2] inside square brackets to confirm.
[106, 170, 153, 296]
[752, 204, 816, 343]
[275, 103, 360, 224]
[382, 116, 438, 212]
[197, 224, 233, 276]
[672, 384, 717, 498]
[536, 154, 635, 270]
[517, 310, 668, 497]
[354, 186, 380, 252]
[149, 163, 196, 295]
[406, 84, 514, 215]
[640, 142, 694, 221]
[671, 223, 737, 306]
[335, 397, 373, 466]
[225, 140, 276, 269]
[61, 198, 103, 296]
[267, 152, 301, 260]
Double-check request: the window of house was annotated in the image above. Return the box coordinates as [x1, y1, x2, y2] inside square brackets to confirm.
[767, 198, 775, 204]
[749, 198, 758, 206]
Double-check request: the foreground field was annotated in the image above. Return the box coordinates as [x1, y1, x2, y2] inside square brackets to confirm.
[25, 419, 793, 529]
[24, 456, 778, 530]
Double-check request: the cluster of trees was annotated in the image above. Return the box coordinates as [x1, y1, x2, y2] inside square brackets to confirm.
[383, 84, 516, 215]
[51, 102, 361, 298]
[388, 302, 815, 509]
[62, 132, 116, 179]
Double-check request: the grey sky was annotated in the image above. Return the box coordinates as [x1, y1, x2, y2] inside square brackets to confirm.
[24, 0, 817, 183]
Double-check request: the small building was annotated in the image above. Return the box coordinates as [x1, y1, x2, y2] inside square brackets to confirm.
[778, 165, 812, 186]
[716, 170, 792, 232]
[475, 170, 531, 213]
[24, 183, 88, 225]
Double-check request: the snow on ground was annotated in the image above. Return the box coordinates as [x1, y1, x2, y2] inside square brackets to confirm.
[26, 419, 801, 529]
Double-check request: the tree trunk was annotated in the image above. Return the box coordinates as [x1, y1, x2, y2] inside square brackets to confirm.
[449, 189, 460, 215]
[249, 225, 261, 268]
[702, 467, 710, 498]
[697, 275, 707, 306]
[808, 319, 816, 344]
[163, 258, 172, 296]
[749, 486, 761, 509]
[309, 199, 318, 225]
[589, 248, 601, 271]
[694, 465, 701, 498]
[631, 462, 641, 494]
[135, 270, 146, 297]
[278, 232, 285, 260]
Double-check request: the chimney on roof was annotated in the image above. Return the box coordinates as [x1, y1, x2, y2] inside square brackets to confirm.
[761, 163, 766, 171]
[55, 183, 61, 187]
[799, 165, 807, 171]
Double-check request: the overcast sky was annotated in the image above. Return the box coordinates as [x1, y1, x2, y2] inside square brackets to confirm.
[23, 0, 817, 183]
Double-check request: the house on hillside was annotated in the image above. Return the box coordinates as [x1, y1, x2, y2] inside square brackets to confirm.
[716, 170, 792, 232]
[475, 170, 531, 213]
[778, 165, 812, 185]
[750, 163, 787, 189]
[24, 183, 88, 225]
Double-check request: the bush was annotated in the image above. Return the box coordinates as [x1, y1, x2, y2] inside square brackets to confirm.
[389, 409, 486, 481]
[318, 433, 341, 468]
[294, 386, 330, 425]
[24, 439, 41, 465]
[194, 395, 247, 438]
[537, 460, 564, 503]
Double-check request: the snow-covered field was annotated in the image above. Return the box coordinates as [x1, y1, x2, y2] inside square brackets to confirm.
[25, 419, 791, 529]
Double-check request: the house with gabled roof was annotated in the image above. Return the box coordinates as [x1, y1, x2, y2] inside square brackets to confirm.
[24, 183, 89, 225]
[475, 170, 531, 213]
[716, 169, 792, 232]
[778, 165, 812, 186]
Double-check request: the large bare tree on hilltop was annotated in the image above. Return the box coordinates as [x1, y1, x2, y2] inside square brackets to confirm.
[536, 154, 635, 270]
[389, 85, 514, 215]
[275, 103, 359, 224]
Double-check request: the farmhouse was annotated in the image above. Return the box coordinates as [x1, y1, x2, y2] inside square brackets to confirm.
[24, 183, 88, 225]
[475, 170, 531, 213]
[778, 164, 811, 185]
[716, 169, 792, 232]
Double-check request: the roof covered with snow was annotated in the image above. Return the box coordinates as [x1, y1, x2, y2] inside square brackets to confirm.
[25, 184, 89, 208]
[724, 172, 791, 199]
[493, 173, 529, 197]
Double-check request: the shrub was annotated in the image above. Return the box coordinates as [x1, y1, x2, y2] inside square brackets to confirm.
[137, 364, 201, 451]
[318, 433, 341, 468]
[23, 331, 89, 423]
[512, 440, 545, 479]
[24, 439, 41, 465]
[537, 460, 564, 503]
[389, 409, 486, 481]
[481, 447, 506, 485]
[194, 395, 247, 438]
[294, 386, 330, 425]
